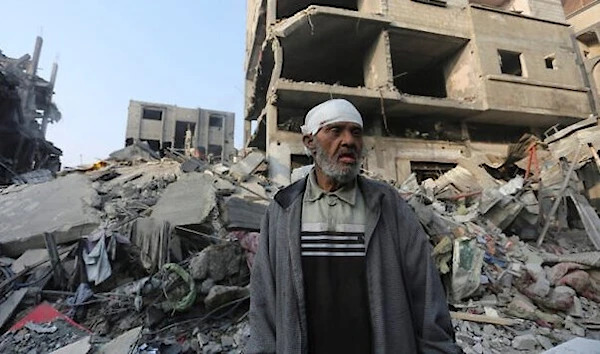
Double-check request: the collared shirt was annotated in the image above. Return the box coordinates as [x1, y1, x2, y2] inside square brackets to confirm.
[300, 170, 372, 354]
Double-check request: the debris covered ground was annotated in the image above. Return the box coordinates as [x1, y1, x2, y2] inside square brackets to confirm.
[0, 119, 600, 353]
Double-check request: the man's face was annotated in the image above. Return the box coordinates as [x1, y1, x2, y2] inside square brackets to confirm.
[307, 122, 364, 184]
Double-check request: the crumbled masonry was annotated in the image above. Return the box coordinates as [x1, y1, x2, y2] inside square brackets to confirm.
[1, 121, 600, 353]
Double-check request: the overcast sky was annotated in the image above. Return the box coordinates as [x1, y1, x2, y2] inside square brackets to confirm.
[0, 1, 246, 167]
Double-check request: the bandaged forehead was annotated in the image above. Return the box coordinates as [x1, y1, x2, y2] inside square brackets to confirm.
[301, 99, 363, 136]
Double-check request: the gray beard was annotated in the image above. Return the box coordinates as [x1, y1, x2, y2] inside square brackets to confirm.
[314, 143, 364, 185]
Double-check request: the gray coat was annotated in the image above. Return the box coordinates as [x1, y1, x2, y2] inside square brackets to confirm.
[247, 176, 462, 353]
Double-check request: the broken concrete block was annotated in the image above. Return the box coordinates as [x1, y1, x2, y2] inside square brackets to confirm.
[536, 335, 554, 351]
[542, 338, 600, 353]
[189, 243, 244, 282]
[229, 151, 265, 182]
[569, 296, 584, 318]
[223, 197, 267, 231]
[547, 286, 576, 311]
[507, 294, 537, 320]
[527, 275, 551, 298]
[204, 285, 249, 310]
[0, 289, 28, 329]
[151, 173, 216, 226]
[0, 174, 101, 256]
[49, 336, 91, 354]
[200, 278, 215, 295]
[97, 326, 142, 354]
[512, 334, 538, 351]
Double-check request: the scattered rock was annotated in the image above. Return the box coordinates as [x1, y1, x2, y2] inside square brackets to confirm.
[204, 285, 249, 310]
[512, 334, 538, 351]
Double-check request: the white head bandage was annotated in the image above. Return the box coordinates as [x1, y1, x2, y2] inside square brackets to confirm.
[301, 99, 363, 136]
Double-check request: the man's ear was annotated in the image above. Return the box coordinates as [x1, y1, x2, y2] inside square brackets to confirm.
[303, 135, 315, 154]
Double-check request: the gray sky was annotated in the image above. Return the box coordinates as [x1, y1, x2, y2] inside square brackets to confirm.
[0, 1, 246, 167]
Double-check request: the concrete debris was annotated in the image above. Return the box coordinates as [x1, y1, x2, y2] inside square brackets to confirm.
[97, 326, 142, 354]
[222, 197, 267, 231]
[150, 172, 216, 226]
[228, 151, 265, 182]
[1, 121, 600, 353]
[48, 336, 91, 354]
[0, 37, 63, 185]
[542, 337, 600, 353]
[204, 285, 249, 310]
[108, 141, 160, 162]
[0, 174, 101, 256]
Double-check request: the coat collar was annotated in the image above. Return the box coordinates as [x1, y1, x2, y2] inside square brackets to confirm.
[274, 175, 385, 212]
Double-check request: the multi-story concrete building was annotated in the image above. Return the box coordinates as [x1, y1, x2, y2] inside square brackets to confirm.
[125, 100, 235, 162]
[244, 0, 596, 185]
[563, 0, 600, 112]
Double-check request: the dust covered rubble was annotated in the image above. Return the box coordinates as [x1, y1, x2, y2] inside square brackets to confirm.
[2, 121, 600, 353]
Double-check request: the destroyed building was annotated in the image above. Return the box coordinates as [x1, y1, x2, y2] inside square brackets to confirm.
[125, 100, 235, 162]
[0, 37, 62, 185]
[563, 0, 600, 112]
[244, 0, 597, 185]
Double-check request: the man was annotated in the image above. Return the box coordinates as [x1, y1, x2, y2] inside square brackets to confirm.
[247, 99, 461, 353]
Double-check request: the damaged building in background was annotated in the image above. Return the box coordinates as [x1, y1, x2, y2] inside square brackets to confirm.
[563, 0, 600, 111]
[244, 0, 598, 185]
[125, 100, 235, 162]
[0, 36, 62, 185]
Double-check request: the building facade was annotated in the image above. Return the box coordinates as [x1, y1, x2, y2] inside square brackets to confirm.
[563, 0, 600, 112]
[244, 0, 596, 185]
[0, 36, 62, 184]
[125, 100, 235, 162]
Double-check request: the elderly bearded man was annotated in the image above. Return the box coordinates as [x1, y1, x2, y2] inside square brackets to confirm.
[247, 99, 461, 354]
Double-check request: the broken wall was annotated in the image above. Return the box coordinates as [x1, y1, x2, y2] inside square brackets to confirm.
[470, 6, 592, 119]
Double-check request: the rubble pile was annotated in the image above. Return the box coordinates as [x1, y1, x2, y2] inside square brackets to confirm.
[0, 120, 599, 353]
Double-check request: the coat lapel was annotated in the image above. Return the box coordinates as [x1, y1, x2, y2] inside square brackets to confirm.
[359, 177, 383, 251]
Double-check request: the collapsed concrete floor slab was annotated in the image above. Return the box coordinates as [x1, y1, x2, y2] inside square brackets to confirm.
[150, 173, 217, 226]
[0, 173, 101, 256]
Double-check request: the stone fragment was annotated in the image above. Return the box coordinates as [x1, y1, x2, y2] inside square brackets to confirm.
[527, 275, 551, 298]
[507, 294, 537, 320]
[204, 285, 249, 310]
[483, 324, 496, 336]
[200, 278, 215, 295]
[221, 335, 235, 348]
[569, 296, 583, 318]
[202, 342, 222, 354]
[512, 334, 538, 351]
[189, 243, 244, 282]
[547, 286, 576, 311]
[536, 335, 554, 350]
[565, 316, 586, 337]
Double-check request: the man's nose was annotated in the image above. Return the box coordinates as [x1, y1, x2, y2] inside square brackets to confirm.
[340, 130, 357, 147]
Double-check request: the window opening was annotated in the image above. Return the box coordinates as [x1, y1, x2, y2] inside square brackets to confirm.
[498, 50, 523, 76]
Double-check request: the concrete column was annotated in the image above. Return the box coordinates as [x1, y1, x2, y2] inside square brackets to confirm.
[363, 31, 393, 89]
[268, 141, 291, 186]
[266, 102, 291, 185]
[204, 111, 210, 154]
[395, 159, 412, 184]
[244, 120, 252, 147]
[28, 36, 43, 76]
[221, 114, 226, 161]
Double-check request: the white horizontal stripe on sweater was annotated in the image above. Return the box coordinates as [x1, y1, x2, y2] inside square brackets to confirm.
[301, 251, 366, 257]
[301, 243, 365, 249]
[301, 223, 365, 233]
[301, 235, 360, 241]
